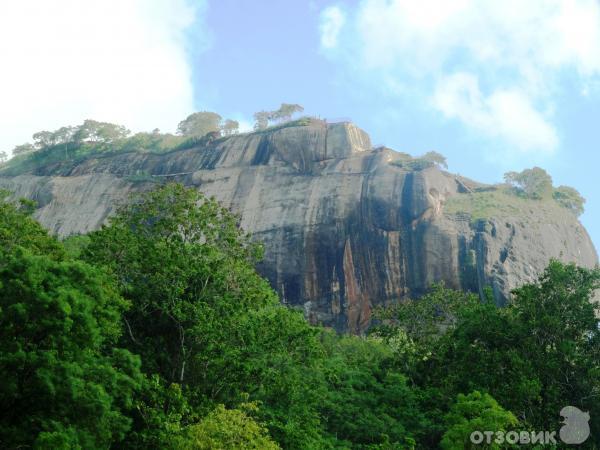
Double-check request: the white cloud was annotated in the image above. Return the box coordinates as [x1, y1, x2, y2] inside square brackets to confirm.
[321, 0, 600, 154]
[0, 0, 205, 155]
[434, 73, 558, 153]
[319, 6, 345, 49]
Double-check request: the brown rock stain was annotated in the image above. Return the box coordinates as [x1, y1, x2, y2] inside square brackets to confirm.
[342, 239, 371, 333]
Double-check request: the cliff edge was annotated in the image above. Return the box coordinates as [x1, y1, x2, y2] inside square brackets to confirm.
[1, 120, 596, 332]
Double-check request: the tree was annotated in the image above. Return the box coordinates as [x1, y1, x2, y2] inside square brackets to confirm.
[217, 305, 326, 448]
[82, 184, 328, 448]
[441, 392, 518, 450]
[413, 262, 600, 446]
[553, 185, 585, 216]
[84, 183, 270, 386]
[273, 103, 304, 123]
[319, 332, 424, 448]
[507, 261, 600, 434]
[0, 248, 142, 448]
[177, 112, 222, 137]
[0, 196, 142, 448]
[70, 119, 129, 145]
[52, 126, 76, 159]
[32, 130, 55, 149]
[52, 126, 75, 144]
[221, 119, 240, 136]
[504, 167, 553, 199]
[0, 151, 6, 163]
[253, 111, 271, 130]
[422, 151, 448, 169]
[11, 143, 35, 156]
[0, 190, 64, 260]
[72, 119, 95, 144]
[174, 404, 280, 449]
[95, 122, 130, 143]
[372, 284, 478, 375]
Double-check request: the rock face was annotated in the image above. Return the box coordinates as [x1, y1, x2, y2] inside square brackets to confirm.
[1, 121, 597, 333]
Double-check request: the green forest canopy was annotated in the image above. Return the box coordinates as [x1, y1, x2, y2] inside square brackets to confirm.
[0, 183, 598, 449]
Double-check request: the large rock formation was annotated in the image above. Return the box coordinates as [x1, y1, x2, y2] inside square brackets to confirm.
[1, 121, 597, 333]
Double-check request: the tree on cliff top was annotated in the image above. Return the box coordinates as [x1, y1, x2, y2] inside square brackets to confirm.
[422, 151, 448, 169]
[221, 119, 240, 136]
[504, 167, 553, 199]
[504, 167, 586, 215]
[11, 143, 35, 156]
[272, 103, 304, 123]
[253, 103, 304, 130]
[177, 111, 223, 137]
[253, 111, 271, 130]
[553, 185, 585, 216]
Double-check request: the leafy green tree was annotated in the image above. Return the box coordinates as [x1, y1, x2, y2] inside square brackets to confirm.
[372, 284, 478, 375]
[123, 375, 193, 449]
[217, 306, 325, 449]
[70, 119, 129, 145]
[508, 261, 600, 434]
[422, 300, 537, 424]
[177, 112, 223, 137]
[32, 130, 55, 149]
[83, 184, 326, 448]
[0, 191, 64, 260]
[319, 333, 423, 449]
[221, 119, 240, 136]
[0, 248, 143, 448]
[122, 131, 160, 151]
[52, 126, 76, 159]
[95, 122, 130, 143]
[83, 183, 272, 386]
[421, 151, 448, 169]
[504, 167, 553, 199]
[253, 111, 271, 130]
[415, 262, 600, 445]
[11, 143, 35, 156]
[273, 103, 304, 123]
[52, 125, 75, 144]
[553, 185, 585, 216]
[441, 391, 518, 450]
[72, 119, 96, 144]
[174, 404, 280, 450]
[0, 151, 6, 163]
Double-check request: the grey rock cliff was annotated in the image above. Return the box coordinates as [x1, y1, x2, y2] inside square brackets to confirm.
[1, 121, 597, 332]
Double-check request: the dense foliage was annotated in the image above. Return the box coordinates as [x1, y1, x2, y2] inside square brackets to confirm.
[504, 167, 586, 215]
[0, 183, 598, 449]
[0, 110, 307, 177]
[177, 112, 240, 137]
[0, 198, 142, 448]
[254, 103, 304, 130]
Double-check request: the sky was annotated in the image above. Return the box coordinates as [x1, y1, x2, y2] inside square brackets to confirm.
[1, 0, 599, 251]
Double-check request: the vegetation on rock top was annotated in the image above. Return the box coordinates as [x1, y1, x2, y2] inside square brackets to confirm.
[0, 106, 312, 177]
[445, 167, 586, 218]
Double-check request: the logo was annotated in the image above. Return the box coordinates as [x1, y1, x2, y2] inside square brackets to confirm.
[560, 406, 590, 445]
[470, 406, 591, 446]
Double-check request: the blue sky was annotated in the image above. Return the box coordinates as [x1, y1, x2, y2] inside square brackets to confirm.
[1, 0, 599, 251]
